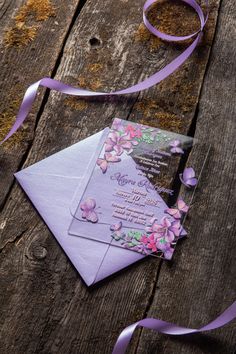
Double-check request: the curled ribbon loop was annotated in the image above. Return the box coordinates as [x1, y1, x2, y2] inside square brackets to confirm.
[112, 301, 236, 354]
[1, 0, 209, 144]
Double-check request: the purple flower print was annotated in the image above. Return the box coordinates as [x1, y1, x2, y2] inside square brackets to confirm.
[110, 221, 122, 232]
[132, 244, 149, 255]
[145, 221, 162, 235]
[164, 247, 174, 260]
[146, 217, 181, 243]
[136, 123, 149, 131]
[179, 167, 198, 188]
[105, 131, 133, 155]
[156, 239, 174, 260]
[110, 221, 125, 240]
[139, 231, 175, 257]
[161, 218, 181, 242]
[169, 140, 184, 154]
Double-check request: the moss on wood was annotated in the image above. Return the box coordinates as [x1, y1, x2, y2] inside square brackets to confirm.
[78, 76, 103, 91]
[134, 0, 200, 52]
[4, 23, 38, 47]
[4, 0, 56, 47]
[15, 0, 56, 22]
[64, 98, 88, 111]
[0, 98, 26, 149]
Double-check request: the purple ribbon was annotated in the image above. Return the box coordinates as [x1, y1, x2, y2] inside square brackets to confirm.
[1, 0, 208, 144]
[112, 301, 236, 354]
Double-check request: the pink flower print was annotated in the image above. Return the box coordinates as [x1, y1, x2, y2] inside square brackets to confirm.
[146, 234, 157, 252]
[125, 125, 136, 138]
[80, 198, 98, 223]
[135, 129, 142, 138]
[165, 198, 189, 219]
[112, 118, 125, 133]
[140, 233, 159, 253]
[97, 152, 121, 173]
[105, 131, 133, 155]
[140, 234, 149, 244]
[125, 125, 143, 139]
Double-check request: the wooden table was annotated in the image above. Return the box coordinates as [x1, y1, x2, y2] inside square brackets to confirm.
[0, 1, 235, 353]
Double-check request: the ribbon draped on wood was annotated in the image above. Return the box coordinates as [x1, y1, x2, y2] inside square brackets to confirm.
[1, 0, 208, 144]
[112, 301, 236, 354]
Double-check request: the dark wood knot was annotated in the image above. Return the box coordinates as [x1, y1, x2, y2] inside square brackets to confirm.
[89, 37, 101, 48]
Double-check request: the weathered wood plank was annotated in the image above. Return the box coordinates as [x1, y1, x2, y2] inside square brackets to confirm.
[135, 1, 236, 353]
[0, 0, 82, 208]
[0, 0, 226, 353]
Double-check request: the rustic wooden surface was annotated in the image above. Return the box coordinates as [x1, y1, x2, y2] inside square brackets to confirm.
[0, 0, 235, 353]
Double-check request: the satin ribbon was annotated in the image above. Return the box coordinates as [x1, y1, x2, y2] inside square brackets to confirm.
[112, 301, 236, 354]
[1, 0, 209, 144]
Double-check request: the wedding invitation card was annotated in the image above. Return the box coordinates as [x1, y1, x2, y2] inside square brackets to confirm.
[68, 118, 209, 259]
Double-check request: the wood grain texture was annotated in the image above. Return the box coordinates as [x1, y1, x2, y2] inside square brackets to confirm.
[135, 1, 236, 353]
[0, 0, 81, 207]
[1, 0, 235, 353]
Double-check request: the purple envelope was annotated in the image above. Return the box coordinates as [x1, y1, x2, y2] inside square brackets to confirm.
[15, 128, 149, 286]
[15, 117, 198, 286]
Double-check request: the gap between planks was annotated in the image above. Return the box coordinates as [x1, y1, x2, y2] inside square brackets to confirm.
[0, 0, 88, 213]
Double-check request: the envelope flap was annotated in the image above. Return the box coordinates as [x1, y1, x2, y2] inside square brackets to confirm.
[70, 128, 109, 215]
[18, 129, 108, 179]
